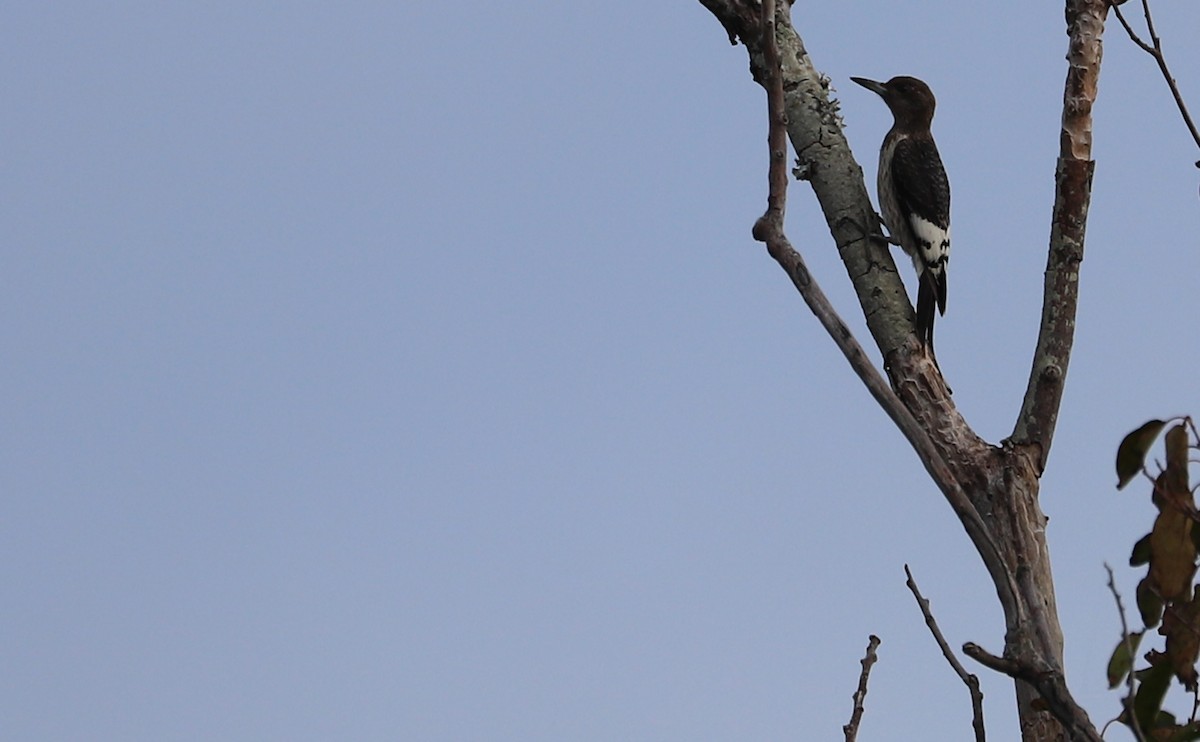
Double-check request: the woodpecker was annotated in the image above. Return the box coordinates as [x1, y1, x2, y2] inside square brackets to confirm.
[851, 75, 950, 356]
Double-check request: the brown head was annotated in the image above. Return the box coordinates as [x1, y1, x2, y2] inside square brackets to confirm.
[850, 75, 937, 130]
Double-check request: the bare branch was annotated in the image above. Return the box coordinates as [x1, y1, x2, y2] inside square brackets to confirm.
[747, 0, 897, 452]
[1110, 1, 1154, 53]
[905, 565, 986, 742]
[1011, 0, 1105, 470]
[1105, 563, 1148, 742]
[752, 0, 787, 243]
[961, 642, 1102, 741]
[1110, 0, 1200, 153]
[843, 634, 881, 742]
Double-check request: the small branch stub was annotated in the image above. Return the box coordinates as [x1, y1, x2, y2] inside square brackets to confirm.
[843, 634, 881, 742]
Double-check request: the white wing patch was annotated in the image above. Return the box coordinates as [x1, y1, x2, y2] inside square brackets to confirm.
[908, 214, 950, 278]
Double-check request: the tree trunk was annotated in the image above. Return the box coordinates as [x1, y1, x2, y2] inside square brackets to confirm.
[697, 1, 1109, 739]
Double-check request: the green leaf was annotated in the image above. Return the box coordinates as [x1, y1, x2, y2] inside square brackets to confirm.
[1133, 659, 1173, 733]
[1131, 533, 1153, 566]
[1138, 577, 1164, 629]
[1107, 631, 1144, 688]
[1154, 710, 1180, 728]
[1117, 419, 1166, 490]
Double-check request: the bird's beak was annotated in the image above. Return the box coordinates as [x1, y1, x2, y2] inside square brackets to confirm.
[850, 77, 886, 96]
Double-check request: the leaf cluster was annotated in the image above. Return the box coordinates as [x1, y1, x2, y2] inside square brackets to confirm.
[1110, 418, 1200, 739]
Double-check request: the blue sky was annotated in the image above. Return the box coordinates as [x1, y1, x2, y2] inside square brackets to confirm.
[5, 2, 1200, 740]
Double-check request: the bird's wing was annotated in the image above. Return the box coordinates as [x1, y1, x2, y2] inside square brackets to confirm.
[891, 136, 951, 314]
[890, 136, 950, 231]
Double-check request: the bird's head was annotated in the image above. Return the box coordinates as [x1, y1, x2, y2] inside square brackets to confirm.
[850, 75, 937, 129]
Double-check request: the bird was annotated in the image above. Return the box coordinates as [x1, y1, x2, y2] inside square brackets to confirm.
[850, 75, 951, 358]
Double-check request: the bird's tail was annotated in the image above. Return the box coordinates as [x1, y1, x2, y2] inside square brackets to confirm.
[916, 269, 947, 354]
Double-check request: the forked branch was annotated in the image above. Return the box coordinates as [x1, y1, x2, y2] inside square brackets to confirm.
[1010, 0, 1104, 470]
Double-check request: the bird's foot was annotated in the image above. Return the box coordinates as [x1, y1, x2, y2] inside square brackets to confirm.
[847, 212, 897, 247]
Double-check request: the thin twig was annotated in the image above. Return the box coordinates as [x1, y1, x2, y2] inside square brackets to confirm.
[905, 565, 986, 742]
[1110, 0, 1154, 53]
[1110, 0, 1200, 155]
[752, 0, 788, 239]
[1105, 563, 1148, 742]
[843, 635, 881, 742]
